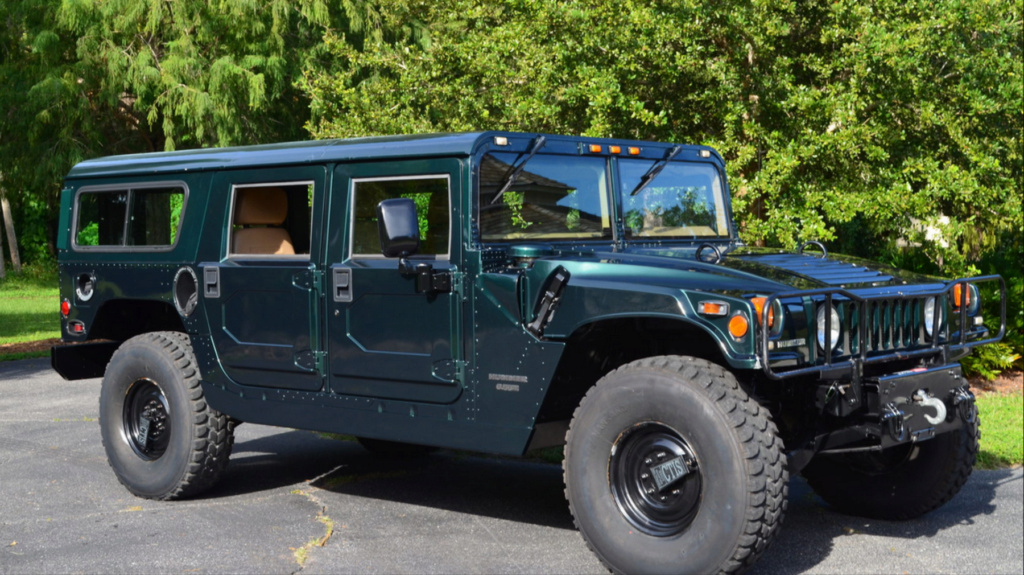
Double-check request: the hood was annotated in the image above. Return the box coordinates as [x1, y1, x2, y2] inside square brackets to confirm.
[549, 245, 943, 296]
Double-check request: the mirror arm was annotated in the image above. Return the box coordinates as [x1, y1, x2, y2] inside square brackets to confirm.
[398, 256, 451, 294]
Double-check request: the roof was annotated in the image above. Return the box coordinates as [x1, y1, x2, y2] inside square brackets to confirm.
[64, 131, 723, 179]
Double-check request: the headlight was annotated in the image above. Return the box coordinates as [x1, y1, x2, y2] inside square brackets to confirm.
[923, 297, 942, 338]
[816, 304, 841, 352]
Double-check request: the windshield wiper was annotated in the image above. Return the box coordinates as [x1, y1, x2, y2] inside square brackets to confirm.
[629, 145, 683, 196]
[490, 135, 547, 205]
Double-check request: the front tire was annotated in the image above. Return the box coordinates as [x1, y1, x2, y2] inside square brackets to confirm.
[564, 356, 787, 575]
[802, 408, 979, 520]
[99, 332, 233, 500]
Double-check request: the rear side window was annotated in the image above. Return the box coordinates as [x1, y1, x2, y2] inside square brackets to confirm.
[74, 184, 186, 249]
[228, 182, 313, 258]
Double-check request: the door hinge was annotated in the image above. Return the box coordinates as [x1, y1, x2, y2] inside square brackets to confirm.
[432, 359, 466, 384]
[295, 349, 327, 373]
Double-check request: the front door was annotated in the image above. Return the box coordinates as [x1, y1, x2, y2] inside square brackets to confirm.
[203, 167, 326, 392]
[326, 159, 462, 403]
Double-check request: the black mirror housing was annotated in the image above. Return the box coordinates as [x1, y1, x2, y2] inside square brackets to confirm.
[377, 198, 420, 258]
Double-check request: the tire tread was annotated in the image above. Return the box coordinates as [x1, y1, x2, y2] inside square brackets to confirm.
[563, 356, 788, 574]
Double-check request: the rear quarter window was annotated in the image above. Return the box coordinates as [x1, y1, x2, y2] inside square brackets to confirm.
[73, 183, 186, 250]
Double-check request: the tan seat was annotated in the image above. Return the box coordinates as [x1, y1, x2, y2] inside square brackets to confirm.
[232, 187, 295, 255]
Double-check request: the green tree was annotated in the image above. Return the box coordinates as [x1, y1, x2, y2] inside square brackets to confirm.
[0, 0, 390, 261]
[304, 0, 1021, 275]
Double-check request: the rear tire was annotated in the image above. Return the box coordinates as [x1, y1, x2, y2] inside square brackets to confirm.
[564, 356, 787, 575]
[803, 408, 978, 520]
[99, 332, 233, 500]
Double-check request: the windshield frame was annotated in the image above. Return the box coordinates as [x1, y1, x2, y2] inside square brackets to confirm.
[472, 140, 736, 249]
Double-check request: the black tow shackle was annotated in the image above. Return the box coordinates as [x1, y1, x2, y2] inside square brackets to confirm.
[951, 386, 977, 424]
[880, 403, 906, 442]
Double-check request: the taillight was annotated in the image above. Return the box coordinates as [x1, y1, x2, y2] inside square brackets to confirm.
[61, 299, 71, 317]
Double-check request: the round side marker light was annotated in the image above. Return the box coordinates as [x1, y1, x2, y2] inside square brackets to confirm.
[728, 314, 749, 338]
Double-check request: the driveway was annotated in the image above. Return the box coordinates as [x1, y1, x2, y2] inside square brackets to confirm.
[1, 357, 1021, 574]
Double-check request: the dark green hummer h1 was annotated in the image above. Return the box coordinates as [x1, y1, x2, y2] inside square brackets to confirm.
[52, 132, 1005, 574]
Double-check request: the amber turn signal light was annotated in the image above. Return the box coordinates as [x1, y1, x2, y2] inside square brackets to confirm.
[750, 297, 775, 328]
[952, 282, 971, 309]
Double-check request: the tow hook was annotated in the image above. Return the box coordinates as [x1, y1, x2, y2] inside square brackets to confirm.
[913, 389, 948, 425]
[881, 403, 905, 441]
[951, 386, 976, 423]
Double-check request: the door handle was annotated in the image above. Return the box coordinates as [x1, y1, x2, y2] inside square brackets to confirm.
[333, 267, 352, 302]
[203, 266, 220, 298]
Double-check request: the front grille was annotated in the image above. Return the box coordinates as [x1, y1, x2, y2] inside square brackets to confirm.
[847, 297, 928, 354]
[760, 275, 1006, 380]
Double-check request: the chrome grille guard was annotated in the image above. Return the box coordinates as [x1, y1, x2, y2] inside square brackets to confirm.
[758, 275, 1006, 380]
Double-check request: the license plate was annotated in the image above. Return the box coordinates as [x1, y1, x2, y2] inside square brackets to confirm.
[651, 456, 688, 491]
[138, 418, 150, 447]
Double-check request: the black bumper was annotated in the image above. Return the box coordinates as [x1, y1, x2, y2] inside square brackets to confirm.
[51, 340, 119, 380]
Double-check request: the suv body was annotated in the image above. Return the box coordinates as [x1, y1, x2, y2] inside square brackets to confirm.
[52, 132, 1005, 574]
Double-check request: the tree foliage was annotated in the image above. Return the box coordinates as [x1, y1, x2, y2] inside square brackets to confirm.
[1, 0, 352, 256]
[304, 0, 1022, 279]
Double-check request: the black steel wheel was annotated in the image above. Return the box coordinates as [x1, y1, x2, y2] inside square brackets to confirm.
[564, 356, 787, 575]
[100, 332, 234, 500]
[121, 379, 171, 460]
[609, 422, 701, 537]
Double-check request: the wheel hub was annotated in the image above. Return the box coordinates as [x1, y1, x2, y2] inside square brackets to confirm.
[123, 379, 170, 460]
[610, 422, 702, 537]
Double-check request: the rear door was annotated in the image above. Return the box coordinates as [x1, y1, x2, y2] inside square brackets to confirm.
[202, 166, 326, 392]
[325, 159, 463, 403]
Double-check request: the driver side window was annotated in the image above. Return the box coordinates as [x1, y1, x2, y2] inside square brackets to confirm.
[350, 176, 450, 257]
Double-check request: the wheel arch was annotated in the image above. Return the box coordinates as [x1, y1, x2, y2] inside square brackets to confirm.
[90, 299, 186, 341]
[535, 315, 733, 426]
[54, 300, 186, 380]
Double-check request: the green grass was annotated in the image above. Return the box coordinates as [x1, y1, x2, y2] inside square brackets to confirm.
[0, 262, 60, 347]
[976, 392, 1024, 469]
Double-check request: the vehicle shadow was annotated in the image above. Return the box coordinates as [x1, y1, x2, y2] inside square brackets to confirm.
[752, 468, 1011, 574]
[208, 426, 1011, 572]
[208, 427, 575, 530]
[0, 357, 55, 379]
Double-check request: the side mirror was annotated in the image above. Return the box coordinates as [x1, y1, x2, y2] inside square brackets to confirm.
[377, 198, 420, 258]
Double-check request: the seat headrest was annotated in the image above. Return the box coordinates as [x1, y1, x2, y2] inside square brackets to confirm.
[235, 187, 288, 226]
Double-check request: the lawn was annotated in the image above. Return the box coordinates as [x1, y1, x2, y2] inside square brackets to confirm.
[976, 391, 1024, 469]
[0, 264, 61, 350]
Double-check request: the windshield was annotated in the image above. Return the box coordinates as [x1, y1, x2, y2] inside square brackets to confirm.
[479, 152, 612, 242]
[619, 159, 730, 239]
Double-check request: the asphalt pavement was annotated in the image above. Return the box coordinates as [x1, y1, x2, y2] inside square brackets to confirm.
[1, 357, 1021, 574]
